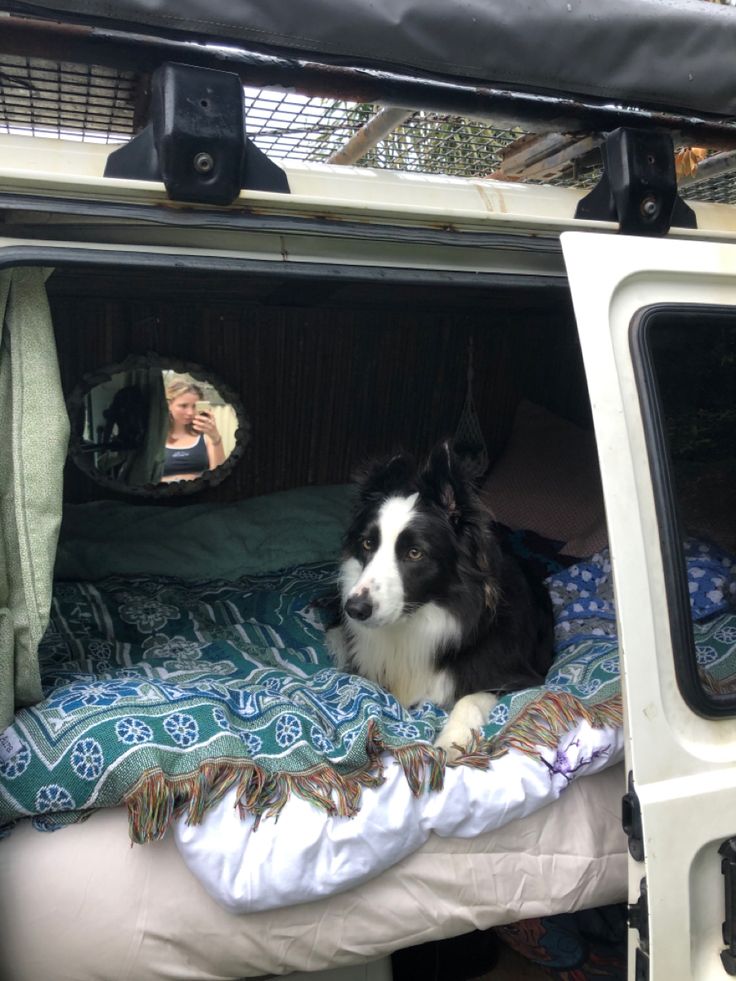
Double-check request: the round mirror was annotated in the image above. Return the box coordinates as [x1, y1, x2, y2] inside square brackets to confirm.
[67, 354, 250, 497]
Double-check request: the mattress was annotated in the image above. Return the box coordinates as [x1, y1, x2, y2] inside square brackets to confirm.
[0, 762, 627, 981]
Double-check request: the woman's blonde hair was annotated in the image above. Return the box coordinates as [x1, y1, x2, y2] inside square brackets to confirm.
[165, 379, 204, 404]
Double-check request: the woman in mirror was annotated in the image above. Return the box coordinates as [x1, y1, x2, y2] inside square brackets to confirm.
[160, 380, 226, 482]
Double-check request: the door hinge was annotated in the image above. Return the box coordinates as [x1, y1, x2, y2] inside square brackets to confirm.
[622, 770, 645, 861]
[628, 876, 650, 981]
[574, 127, 696, 236]
[719, 838, 736, 975]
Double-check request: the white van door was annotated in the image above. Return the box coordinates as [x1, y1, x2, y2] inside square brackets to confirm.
[561, 232, 736, 981]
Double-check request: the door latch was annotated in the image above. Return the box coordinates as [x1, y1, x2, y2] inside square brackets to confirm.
[628, 876, 650, 981]
[719, 838, 736, 975]
[622, 770, 645, 861]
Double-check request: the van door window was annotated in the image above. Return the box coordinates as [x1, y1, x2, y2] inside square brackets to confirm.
[634, 307, 736, 716]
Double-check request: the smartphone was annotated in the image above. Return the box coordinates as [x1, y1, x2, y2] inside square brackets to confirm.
[195, 400, 211, 414]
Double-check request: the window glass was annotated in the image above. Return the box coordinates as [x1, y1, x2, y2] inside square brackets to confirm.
[645, 310, 735, 709]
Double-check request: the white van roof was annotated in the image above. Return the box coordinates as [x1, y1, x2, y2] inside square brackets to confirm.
[2, 132, 736, 240]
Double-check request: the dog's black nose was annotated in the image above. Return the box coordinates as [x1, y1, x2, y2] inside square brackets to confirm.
[345, 595, 373, 622]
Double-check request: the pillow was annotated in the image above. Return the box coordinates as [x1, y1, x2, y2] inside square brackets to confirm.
[479, 400, 608, 558]
[54, 484, 355, 582]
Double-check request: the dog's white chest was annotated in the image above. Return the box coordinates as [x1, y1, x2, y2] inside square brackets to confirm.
[346, 603, 459, 708]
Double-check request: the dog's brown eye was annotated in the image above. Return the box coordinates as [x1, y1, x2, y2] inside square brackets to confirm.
[361, 538, 374, 552]
[407, 547, 423, 561]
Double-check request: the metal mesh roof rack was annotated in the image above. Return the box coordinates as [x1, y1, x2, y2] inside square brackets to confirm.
[681, 171, 736, 205]
[1, 54, 735, 205]
[0, 54, 137, 142]
[241, 89, 526, 178]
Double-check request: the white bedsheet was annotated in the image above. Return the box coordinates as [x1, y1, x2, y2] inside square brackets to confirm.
[0, 761, 628, 981]
[175, 719, 624, 913]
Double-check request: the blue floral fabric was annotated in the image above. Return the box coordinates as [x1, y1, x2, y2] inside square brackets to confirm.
[0, 565, 449, 835]
[547, 538, 736, 648]
[1, 540, 734, 837]
[454, 538, 736, 743]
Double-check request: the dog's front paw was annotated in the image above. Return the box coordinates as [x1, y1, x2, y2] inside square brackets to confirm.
[434, 692, 498, 763]
[434, 721, 474, 763]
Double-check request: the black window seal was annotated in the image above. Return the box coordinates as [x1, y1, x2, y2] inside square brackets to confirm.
[0, 190, 563, 257]
[0, 243, 568, 292]
[631, 303, 735, 719]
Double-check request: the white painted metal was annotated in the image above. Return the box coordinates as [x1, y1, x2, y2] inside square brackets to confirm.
[2, 133, 736, 239]
[561, 231, 736, 981]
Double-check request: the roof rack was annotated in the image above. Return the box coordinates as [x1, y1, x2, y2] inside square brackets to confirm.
[1, 10, 736, 205]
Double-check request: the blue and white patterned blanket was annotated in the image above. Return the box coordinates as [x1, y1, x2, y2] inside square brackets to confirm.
[1, 538, 734, 847]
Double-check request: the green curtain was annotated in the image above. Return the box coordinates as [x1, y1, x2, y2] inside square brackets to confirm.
[0, 268, 67, 732]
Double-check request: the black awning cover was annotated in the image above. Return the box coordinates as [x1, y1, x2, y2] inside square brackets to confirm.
[6, 0, 736, 119]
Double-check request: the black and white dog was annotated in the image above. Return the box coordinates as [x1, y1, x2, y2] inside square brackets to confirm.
[327, 443, 554, 758]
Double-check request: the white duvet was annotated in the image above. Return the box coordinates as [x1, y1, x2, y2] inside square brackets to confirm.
[174, 717, 624, 913]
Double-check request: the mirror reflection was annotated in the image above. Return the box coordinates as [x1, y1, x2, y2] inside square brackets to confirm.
[161, 373, 235, 483]
[71, 356, 247, 496]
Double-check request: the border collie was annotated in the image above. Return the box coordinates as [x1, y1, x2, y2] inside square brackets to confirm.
[327, 442, 554, 759]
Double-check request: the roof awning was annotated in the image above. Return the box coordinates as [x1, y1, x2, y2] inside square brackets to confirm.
[3, 0, 736, 122]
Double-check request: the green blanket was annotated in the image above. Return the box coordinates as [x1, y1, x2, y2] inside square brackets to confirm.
[3, 540, 731, 843]
[54, 485, 355, 582]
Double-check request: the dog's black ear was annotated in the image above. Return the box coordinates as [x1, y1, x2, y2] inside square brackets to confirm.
[353, 451, 415, 500]
[419, 440, 465, 525]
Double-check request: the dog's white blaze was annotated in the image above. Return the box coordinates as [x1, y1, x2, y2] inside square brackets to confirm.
[347, 603, 459, 708]
[347, 493, 418, 626]
[339, 557, 363, 603]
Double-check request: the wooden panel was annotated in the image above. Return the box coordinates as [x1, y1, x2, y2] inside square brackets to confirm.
[50, 273, 587, 506]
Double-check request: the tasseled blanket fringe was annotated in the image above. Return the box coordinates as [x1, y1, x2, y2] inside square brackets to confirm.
[124, 693, 623, 844]
[453, 691, 624, 767]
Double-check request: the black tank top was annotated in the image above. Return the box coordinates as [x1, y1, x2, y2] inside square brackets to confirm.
[163, 433, 209, 476]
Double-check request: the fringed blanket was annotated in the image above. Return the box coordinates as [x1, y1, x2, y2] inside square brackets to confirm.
[1, 565, 441, 840]
[1, 539, 734, 866]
